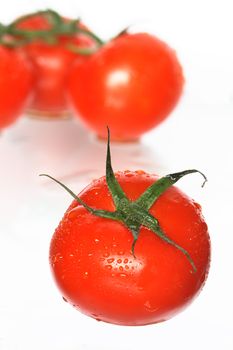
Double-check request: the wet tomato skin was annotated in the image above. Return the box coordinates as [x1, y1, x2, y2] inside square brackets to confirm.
[68, 33, 184, 141]
[0, 46, 33, 128]
[50, 171, 210, 326]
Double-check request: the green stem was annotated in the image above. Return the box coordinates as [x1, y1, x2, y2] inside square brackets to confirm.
[77, 27, 105, 46]
[136, 170, 207, 211]
[66, 45, 99, 55]
[39, 174, 119, 222]
[105, 127, 128, 208]
[1, 9, 105, 49]
[41, 129, 207, 273]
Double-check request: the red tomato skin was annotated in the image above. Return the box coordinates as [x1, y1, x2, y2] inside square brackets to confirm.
[0, 46, 33, 128]
[68, 33, 184, 141]
[50, 171, 210, 326]
[17, 15, 94, 116]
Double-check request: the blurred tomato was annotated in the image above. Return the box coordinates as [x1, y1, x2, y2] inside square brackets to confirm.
[17, 14, 94, 117]
[68, 33, 184, 140]
[0, 46, 33, 128]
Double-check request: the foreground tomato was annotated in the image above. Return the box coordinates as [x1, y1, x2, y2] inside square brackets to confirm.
[0, 46, 33, 128]
[17, 14, 94, 117]
[43, 132, 210, 326]
[68, 33, 184, 141]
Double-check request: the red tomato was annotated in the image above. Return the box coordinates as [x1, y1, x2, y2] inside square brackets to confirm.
[68, 33, 184, 141]
[0, 46, 33, 128]
[17, 15, 94, 117]
[49, 170, 210, 325]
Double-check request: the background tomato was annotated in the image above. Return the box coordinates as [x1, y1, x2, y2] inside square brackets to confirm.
[50, 170, 210, 326]
[0, 46, 33, 128]
[68, 33, 184, 141]
[17, 14, 95, 117]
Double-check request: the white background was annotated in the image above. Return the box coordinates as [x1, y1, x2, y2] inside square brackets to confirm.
[0, 1, 233, 349]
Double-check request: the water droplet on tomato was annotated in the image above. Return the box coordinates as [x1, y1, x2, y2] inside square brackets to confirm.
[124, 258, 128, 263]
[119, 266, 124, 272]
[135, 170, 146, 175]
[94, 238, 100, 243]
[125, 265, 129, 270]
[125, 172, 134, 178]
[144, 300, 159, 313]
[118, 251, 124, 255]
[194, 202, 201, 210]
[105, 265, 112, 270]
[120, 273, 127, 277]
[84, 271, 89, 278]
[103, 252, 109, 258]
[117, 258, 122, 263]
[107, 258, 115, 263]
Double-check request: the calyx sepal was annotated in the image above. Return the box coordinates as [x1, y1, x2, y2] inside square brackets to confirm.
[40, 128, 207, 273]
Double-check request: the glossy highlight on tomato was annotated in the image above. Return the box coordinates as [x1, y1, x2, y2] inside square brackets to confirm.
[68, 33, 184, 140]
[49, 166, 210, 326]
[0, 46, 33, 128]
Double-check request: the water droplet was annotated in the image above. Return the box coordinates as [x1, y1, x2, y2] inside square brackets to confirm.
[138, 286, 144, 291]
[194, 202, 201, 210]
[135, 170, 146, 175]
[144, 300, 158, 312]
[125, 172, 134, 178]
[84, 271, 89, 278]
[103, 252, 109, 258]
[125, 265, 129, 270]
[94, 238, 100, 243]
[118, 251, 124, 256]
[88, 253, 93, 257]
[144, 300, 151, 308]
[69, 254, 74, 257]
[119, 266, 124, 271]
[107, 258, 114, 263]
[105, 265, 112, 270]
[124, 258, 128, 263]
[117, 259, 122, 263]
[120, 273, 127, 277]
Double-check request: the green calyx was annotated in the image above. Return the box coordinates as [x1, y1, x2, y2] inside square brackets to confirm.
[40, 128, 207, 273]
[0, 9, 104, 50]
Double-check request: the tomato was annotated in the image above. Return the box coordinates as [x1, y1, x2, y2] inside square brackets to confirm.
[0, 45, 33, 128]
[68, 33, 184, 141]
[17, 14, 94, 117]
[47, 145, 210, 325]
